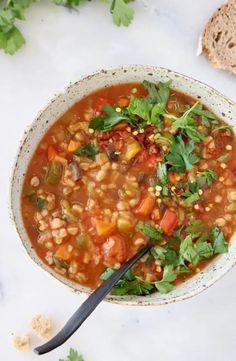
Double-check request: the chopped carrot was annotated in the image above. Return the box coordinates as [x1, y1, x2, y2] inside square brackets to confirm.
[47, 145, 57, 161]
[163, 116, 172, 127]
[117, 97, 129, 107]
[95, 219, 116, 237]
[54, 245, 72, 261]
[135, 196, 155, 217]
[68, 140, 80, 153]
[160, 208, 177, 235]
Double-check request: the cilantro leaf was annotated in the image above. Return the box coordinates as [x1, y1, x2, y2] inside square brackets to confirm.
[36, 197, 47, 210]
[157, 162, 168, 186]
[128, 96, 165, 126]
[185, 220, 205, 237]
[0, 5, 27, 55]
[74, 143, 99, 160]
[179, 235, 200, 265]
[186, 103, 218, 127]
[210, 227, 228, 254]
[143, 80, 171, 106]
[89, 104, 129, 131]
[136, 221, 163, 240]
[150, 246, 166, 260]
[182, 192, 200, 204]
[100, 267, 115, 281]
[166, 103, 205, 142]
[110, 0, 134, 27]
[53, 0, 84, 7]
[59, 347, 84, 361]
[197, 169, 216, 187]
[100, 268, 153, 295]
[155, 265, 177, 294]
[165, 135, 199, 173]
[212, 124, 233, 133]
[217, 153, 230, 162]
[180, 235, 214, 265]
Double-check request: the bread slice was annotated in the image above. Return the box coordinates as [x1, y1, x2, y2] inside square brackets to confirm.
[201, 0, 236, 74]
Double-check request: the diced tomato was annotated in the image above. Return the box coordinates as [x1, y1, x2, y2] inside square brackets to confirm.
[93, 97, 114, 112]
[103, 235, 127, 264]
[47, 145, 57, 161]
[160, 208, 177, 235]
[117, 97, 129, 108]
[146, 154, 158, 167]
[133, 150, 148, 165]
[93, 235, 106, 245]
[135, 196, 155, 217]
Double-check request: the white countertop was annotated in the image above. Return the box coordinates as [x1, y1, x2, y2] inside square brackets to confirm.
[1, 1, 236, 360]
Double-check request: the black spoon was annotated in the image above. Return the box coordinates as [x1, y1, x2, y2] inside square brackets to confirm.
[34, 242, 153, 355]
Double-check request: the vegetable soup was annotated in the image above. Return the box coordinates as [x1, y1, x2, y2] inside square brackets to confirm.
[21, 81, 236, 295]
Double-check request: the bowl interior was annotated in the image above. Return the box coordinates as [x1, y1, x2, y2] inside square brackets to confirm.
[11, 65, 236, 305]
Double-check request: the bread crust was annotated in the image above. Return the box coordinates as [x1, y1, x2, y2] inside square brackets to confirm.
[202, 0, 236, 74]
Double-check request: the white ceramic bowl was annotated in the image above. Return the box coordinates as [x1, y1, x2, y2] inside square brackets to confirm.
[11, 65, 236, 306]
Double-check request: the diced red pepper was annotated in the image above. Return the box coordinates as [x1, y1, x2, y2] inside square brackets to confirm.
[146, 154, 158, 168]
[160, 209, 177, 235]
[93, 97, 114, 112]
[47, 145, 57, 161]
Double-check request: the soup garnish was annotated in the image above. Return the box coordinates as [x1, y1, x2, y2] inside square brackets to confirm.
[22, 80, 236, 295]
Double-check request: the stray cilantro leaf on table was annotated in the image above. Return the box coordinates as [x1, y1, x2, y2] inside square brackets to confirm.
[0, 0, 136, 55]
[59, 347, 84, 361]
[110, 0, 134, 27]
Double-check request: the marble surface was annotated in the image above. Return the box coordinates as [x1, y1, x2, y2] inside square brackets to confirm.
[1, 0, 236, 360]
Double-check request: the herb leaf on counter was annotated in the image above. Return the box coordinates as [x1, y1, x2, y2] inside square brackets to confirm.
[111, 0, 134, 27]
[0, 0, 135, 55]
[59, 347, 84, 361]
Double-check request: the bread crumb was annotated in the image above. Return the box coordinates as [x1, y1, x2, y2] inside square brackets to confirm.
[31, 314, 52, 339]
[12, 334, 31, 351]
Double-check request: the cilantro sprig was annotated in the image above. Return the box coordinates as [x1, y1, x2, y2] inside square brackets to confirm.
[74, 143, 99, 160]
[0, 0, 135, 55]
[59, 348, 84, 361]
[136, 221, 163, 240]
[165, 135, 199, 173]
[166, 102, 205, 142]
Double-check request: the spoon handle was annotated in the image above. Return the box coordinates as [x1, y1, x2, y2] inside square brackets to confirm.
[34, 243, 153, 355]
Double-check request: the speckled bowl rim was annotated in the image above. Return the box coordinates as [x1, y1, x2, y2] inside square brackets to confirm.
[10, 65, 236, 306]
